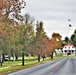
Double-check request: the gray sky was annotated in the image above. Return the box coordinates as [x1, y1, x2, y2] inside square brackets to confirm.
[22, 0, 76, 39]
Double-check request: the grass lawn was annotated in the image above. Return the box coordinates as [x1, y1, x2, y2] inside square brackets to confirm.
[0, 56, 55, 74]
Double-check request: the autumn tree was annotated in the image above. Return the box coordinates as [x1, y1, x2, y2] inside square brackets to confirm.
[0, 0, 26, 66]
[0, 12, 35, 66]
[0, 0, 26, 24]
[40, 34, 52, 61]
[42, 36, 51, 57]
[0, 22, 20, 63]
[35, 21, 45, 62]
[18, 13, 35, 66]
[0, 23, 8, 66]
[50, 33, 62, 59]
[6, 25, 20, 61]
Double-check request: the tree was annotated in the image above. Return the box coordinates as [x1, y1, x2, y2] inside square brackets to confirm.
[71, 29, 76, 47]
[64, 36, 69, 43]
[0, 13, 35, 66]
[0, 22, 20, 62]
[18, 13, 35, 66]
[35, 21, 45, 62]
[22, 13, 35, 25]
[42, 34, 51, 56]
[0, 23, 6, 65]
[6, 25, 20, 61]
[71, 34, 75, 41]
[62, 40, 67, 48]
[0, 0, 26, 24]
[50, 33, 62, 59]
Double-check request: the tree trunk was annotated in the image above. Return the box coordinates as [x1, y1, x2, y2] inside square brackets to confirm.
[38, 54, 40, 62]
[9, 56, 10, 61]
[50, 52, 53, 59]
[16, 56, 18, 60]
[22, 52, 24, 66]
[2, 53, 4, 63]
[42, 54, 45, 61]
[15, 53, 18, 60]
[42, 58, 44, 61]
[0, 53, 2, 66]
[13, 52, 15, 62]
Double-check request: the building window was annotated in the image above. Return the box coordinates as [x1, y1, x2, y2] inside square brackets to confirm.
[65, 50, 67, 53]
[69, 50, 71, 52]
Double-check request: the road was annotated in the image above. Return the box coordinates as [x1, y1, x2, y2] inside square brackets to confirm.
[7, 58, 76, 75]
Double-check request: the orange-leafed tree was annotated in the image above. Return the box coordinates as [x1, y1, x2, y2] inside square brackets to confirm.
[51, 33, 62, 49]
[41, 35, 51, 61]
[42, 35, 51, 56]
[0, 0, 26, 24]
[50, 33, 62, 59]
[35, 21, 46, 62]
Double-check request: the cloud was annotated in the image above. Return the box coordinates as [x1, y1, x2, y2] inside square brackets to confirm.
[24, 0, 76, 21]
[22, 0, 76, 39]
[26, 0, 76, 11]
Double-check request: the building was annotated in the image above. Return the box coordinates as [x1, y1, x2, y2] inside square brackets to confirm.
[62, 43, 76, 55]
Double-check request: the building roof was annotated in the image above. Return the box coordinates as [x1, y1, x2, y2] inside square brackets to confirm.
[63, 43, 75, 50]
[65, 43, 73, 46]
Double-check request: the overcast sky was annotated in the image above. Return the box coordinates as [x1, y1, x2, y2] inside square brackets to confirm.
[22, 0, 76, 40]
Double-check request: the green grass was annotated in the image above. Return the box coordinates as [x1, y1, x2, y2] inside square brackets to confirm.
[55, 54, 76, 58]
[0, 56, 57, 74]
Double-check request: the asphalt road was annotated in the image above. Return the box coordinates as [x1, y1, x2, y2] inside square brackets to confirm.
[7, 58, 76, 75]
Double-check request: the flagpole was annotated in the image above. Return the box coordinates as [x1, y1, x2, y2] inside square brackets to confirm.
[68, 19, 70, 46]
[68, 19, 71, 45]
[68, 24, 69, 45]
